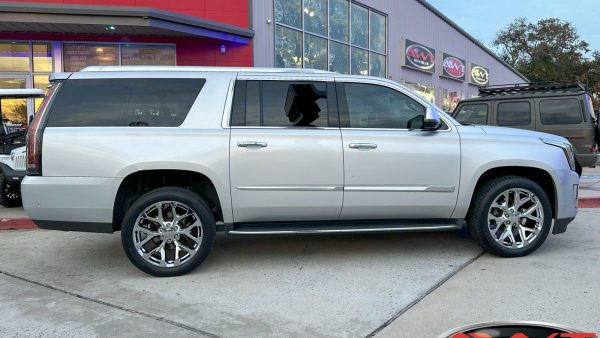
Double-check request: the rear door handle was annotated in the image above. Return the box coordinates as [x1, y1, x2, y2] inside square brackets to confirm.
[349, 143, 377, 150]
[237, 141, 268, 148]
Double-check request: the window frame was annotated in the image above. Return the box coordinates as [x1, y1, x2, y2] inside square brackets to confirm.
[495, 100, 532, 127]
[453, 103, 490, 125]
[230, 79, 339, 129]
[273, 0, 387, 77]
[538, 97, 583, 126]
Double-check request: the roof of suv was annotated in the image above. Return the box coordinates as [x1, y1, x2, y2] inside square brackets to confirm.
[80, 66, 336, 74]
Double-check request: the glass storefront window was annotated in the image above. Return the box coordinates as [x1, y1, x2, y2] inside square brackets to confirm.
[121, 45, 176, 66]
[304, 0, 327, 36]
[33, 74, 50, 112]
[370, 11, 386, 54]
[274, 0, 302, 29]
[63, 44, 118, 72]
[304, 34, 328, 70]
[276, 25, 303, 68]
[370, 52, 386, 78]
[329, 0, 349, 42]
[350, 4, 368, 48]
[404, 81, 436, 104]
[351, 47, 368, 76]
[329, 41, 349, 74]
[33, 42, 53, 72]
[441, 89, 462, 112]
[0, 42, 30, 72]
[0, 78, 28, 127]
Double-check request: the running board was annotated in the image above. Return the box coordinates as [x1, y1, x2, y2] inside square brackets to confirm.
[227, 219, 464, 235]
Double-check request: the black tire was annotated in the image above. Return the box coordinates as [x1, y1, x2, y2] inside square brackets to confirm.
[467, 176, 552, 257]
[0, 173, 22, 207]
[121, 187, 216, 277]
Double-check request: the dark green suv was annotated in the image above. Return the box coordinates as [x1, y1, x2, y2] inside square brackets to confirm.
[453, 83, 600, 172]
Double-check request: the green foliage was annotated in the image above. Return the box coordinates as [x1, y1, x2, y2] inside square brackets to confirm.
[493, 17, 600, 107]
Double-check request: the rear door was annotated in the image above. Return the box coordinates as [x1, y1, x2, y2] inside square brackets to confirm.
[229, 74, 344, 223]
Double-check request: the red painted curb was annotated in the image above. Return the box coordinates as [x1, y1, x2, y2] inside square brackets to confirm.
[578, 197, 600, 208]
[0, 218, 37, 230]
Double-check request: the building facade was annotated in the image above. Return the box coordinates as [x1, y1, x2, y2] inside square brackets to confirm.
[252, 0, 527, 112]
[0, 0, 526, 127]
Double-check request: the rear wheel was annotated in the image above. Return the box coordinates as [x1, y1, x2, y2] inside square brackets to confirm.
[121, 187, 216, 277]
[467, 176, 552, 257]
[0, 173, 22, 207]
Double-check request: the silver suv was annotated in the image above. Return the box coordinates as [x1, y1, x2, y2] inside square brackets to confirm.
[22, 66, 579, 277]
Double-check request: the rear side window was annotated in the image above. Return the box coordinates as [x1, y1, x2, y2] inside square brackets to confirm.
[454, 104, 488, 125]
[497, 101, 531, 126]
[539, 98, 582, 125]
[46, 78, 205, 127]
[231, 80, 332, 127]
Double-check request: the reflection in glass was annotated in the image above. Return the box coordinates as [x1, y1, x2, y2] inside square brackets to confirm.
[350, 4, 368, 48]
[370, 12, 386, 53]
[276, 26, 303, 68]
[0, 42, 30, 72]
[304, 34, 328, 70]
[369, 52, 385, 78]
[0, 78, 27, 126]
[329, 0, 349, 42]
[404, 81, 436, 104]
[34, 75, 50, 112]
[351, 47, 368, 76]
[63, 44, 118, 72]
[304, 0, 327, 36]
[121, 45, 176, 65]
[33, 43, 53, 72]
[274, 0, 301, 29]
[329, 41, 349, 74]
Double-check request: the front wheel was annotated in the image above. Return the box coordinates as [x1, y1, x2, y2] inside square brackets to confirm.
[121, 187, 216, 277]
[467, 176, 552, 257]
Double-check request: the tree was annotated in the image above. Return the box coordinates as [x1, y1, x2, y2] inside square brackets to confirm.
[493, 18, 600, 107]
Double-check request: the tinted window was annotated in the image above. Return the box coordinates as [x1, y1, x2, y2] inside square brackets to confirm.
[261, 81, 328, 127]
[497, 101, 531, 126]
[47, 78, 205, 127]
[344, 83, 425, 129]
[539, 98, 582, 125]
[454, 104, 488, 125]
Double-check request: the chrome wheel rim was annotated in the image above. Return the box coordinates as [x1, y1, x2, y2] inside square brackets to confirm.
[487, 188, 544, 249]
[133, 201, 203, 268]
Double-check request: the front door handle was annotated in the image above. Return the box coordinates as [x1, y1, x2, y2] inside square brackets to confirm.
[237, 141, 268, 148]
[349, 143, 377, 150]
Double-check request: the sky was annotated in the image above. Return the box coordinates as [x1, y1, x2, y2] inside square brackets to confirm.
[426, 0, 600, 55]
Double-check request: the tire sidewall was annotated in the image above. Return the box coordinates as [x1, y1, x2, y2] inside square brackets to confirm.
[121, 187, 216, 277]
[475, 178, 553, 257]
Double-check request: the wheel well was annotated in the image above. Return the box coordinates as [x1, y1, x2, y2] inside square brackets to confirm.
[469, 167, 557, 219]
[112, 170, 223, 231]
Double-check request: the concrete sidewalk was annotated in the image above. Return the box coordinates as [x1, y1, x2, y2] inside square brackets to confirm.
[376, 209, 600, 337]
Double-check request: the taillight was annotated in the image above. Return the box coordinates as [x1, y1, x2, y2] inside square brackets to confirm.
[27, 83, 60, 176]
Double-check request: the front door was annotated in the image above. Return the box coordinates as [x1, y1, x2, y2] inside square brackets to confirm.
[337, 79, 461, 219]
[229, 76, 344, 223]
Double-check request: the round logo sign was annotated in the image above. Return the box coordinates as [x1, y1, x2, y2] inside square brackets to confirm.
[471, 65, 489, 85]
[438, 321, 592, 338]
[443, 56, 466, 79]
[406, 44, 435, 70]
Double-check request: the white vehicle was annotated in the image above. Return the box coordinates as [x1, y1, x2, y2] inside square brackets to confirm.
[22, 67, 579, 276]
[0, 89, 44, 207]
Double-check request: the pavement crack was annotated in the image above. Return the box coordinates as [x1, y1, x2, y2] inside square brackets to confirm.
[0, 270, 221, 338]
[364, 250, 487, 338]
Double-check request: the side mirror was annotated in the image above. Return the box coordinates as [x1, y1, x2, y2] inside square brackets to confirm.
[423, 106, 441, 130]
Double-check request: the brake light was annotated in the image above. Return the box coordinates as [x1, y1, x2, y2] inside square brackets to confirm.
[26, 83, 60, 176]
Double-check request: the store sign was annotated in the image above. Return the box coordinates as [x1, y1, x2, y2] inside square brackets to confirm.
[442, 53, 466, 81]
[469, 63, 490, 86]
[403, 39, 435, 73]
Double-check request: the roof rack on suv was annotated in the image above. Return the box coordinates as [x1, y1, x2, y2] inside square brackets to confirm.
[478, 81, 587, 97]
[80, 65, 336, 74]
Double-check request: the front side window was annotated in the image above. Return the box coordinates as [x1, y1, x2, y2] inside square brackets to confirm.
[497, 101, 531, 126]
[46, 78, 205, 127]
[454, 104, 489, 125]
[539, 98, 582, 125]
[343, 83, 425, 129]
[231, 81, 330, 128]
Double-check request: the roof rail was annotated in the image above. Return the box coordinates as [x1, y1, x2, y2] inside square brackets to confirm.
[80, 65, 336, 74]
[478, 81, 587, 96]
